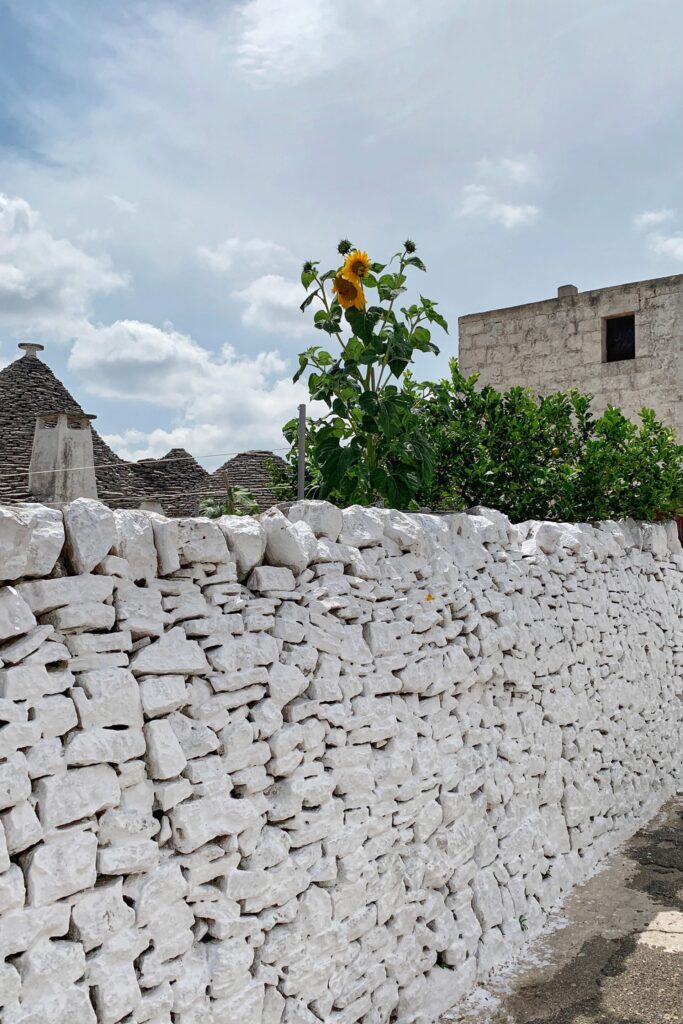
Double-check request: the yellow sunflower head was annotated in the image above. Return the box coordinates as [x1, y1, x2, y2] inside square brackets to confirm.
[342, 250, 371, 281]
[332, 272, 366, 310]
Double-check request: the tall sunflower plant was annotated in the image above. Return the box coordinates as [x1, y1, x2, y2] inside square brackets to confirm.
[287, 239, 448, 508]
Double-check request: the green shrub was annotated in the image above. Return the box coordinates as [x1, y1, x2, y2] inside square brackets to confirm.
[414, 360, 683, 523]
[199, 485, 258, 518]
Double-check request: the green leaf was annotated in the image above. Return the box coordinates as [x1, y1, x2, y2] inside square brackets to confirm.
[405, 255, 427, 271]
[300, 291, 317, 312]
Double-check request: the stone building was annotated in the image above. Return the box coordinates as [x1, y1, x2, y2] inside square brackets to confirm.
[458, 273, 683, 437]
[0, 343, 286, 513]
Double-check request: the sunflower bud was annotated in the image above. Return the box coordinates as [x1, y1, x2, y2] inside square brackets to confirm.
[337, 239, 353, 256]
[403, 239, 417, 253]
[302, 260, 315, 275]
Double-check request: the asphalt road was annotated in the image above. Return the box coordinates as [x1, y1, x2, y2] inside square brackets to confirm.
[442, 797, 683, 1024]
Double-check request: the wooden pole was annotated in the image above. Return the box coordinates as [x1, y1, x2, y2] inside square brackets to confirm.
[297, 403, 306, 500]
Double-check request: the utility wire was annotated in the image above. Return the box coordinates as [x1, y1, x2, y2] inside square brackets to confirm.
[0, 446, 291, 481]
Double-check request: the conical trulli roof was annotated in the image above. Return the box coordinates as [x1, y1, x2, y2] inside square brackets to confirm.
[0, 347, 285, 514]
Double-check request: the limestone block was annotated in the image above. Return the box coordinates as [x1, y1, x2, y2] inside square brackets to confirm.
[247, 564, 296, 592]
[17, 938, 86, 1000]
[0, 755, 31, 811]
[139, 674, 187, 718]
[113, 509, 158, 582]
[145, 720, 187, 779]
[68, 631, 133, 656]
[18, 505, 66, 578]
[36, 764, 120, 829]
[0, 863, 25, 914]
[1, 799, 43, 853]
[0, 902, 71, 960]
[262, 508, 311, 574]
[64, 727, 146, 766]
[132, 981, 173, 1022]
[0, 586, 37, 643]
[339, 505, 385, 548]
[0, 818, 8, 872]
[218, 516, 267, 579]
[115, 585, 168, 638]
[168, 712, 220, 759]
[147, 514, 181, 575]
[24, 828, 97, 906]
[0, 624, 54, 664]
[98, 840, 160, 876]
[268, 663, 308, 708]
[0, 662, 63, 701]
[208, 631, 278, 673]
[63, 498, 116, 573]
[0, 962, 20, 1006]
[471, 868, 504, 929]
[641, 522, 669, 560]
[0, 507, 35, 580]
[42, 601, 116, 632]
[89, 957, 144, 1024]
[73, 668, 143, 729]
[170, 794, 263, 853]
[130, 628, 209, 676]
[16, 574, 114, 615]
[177, 518, 230, 565]
[72, 879, 135, 951]
[25, 738, 64, 781]
[96, 553, 133, 577]
[129, 862, 188, 927]
[288, 499, 343, 541]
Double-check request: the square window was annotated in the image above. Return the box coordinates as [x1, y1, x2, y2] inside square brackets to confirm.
[604, 314, 635, 362]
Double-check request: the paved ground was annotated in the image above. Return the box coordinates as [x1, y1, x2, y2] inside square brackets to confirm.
[442, 797, 683, 1024]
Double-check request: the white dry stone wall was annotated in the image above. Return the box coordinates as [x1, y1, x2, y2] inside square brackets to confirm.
[0, 499, 681, 1024]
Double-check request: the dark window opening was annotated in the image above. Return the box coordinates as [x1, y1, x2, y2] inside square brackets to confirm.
[604, 314, 635, 362]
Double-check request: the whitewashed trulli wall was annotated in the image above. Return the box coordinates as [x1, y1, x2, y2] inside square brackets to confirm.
[0, 499, 681, 1024]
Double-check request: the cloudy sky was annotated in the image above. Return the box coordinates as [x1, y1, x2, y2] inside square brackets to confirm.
[1, 0, 681, 468]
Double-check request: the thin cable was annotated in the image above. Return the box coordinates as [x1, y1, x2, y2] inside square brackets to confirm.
[0, 446, 292, 482]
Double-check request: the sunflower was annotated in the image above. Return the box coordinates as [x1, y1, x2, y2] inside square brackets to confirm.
[342, 250, 371, 281]
[332, 272, 366, 310]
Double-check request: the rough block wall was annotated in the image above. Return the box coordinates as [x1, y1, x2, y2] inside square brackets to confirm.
[0, 499, 681, 1024]
[458, 274, 683, 438]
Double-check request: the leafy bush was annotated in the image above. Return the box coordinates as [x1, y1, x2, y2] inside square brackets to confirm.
[283, 236, 681, 523]
[199, 484, 258, 518]
[286, 239, 448, 508]
[413, 360, 683, 523]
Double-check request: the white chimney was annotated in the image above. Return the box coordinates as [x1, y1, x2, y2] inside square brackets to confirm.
[29, 411, 99, 503]
[18, 343, 45, 358]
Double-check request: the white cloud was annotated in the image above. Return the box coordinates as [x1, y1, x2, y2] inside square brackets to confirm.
[110, 194, 138, 214]
[460, 184, 539, 229]
[232, 273, 310, 336]
[69, 318, 309, 458]
[235, 0, 340, 84]
[197, 237, 296, 277]
[649, 232, 683, 261]
[0, 193, 126, 338]
[634, 208, 675, 230]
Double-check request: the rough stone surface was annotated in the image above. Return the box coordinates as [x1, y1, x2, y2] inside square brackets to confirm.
[63, 498, 116, 574]
[458, 273, 683, 439]
[218, 516, 267, 579]
[0, 499, 680, 1024]
[0, 588, 36, 644]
